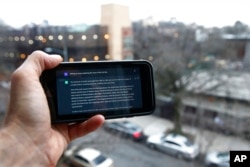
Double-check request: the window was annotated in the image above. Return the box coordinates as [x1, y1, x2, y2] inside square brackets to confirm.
[165, 141, 181, 147]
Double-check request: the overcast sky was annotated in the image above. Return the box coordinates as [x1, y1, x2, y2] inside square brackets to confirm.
[1, 0, 249, 28]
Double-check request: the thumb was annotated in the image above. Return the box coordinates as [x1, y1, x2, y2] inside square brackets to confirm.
[20, 50, 63, 77]
[9, 50, 63, 103]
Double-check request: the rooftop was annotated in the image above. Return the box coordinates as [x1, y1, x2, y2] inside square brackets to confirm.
[184, 71, 250, 101]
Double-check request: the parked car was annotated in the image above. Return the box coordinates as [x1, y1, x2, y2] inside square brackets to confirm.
[146, 133, 199, 160]
[60, 147, 114, 167]
[103, 121, 145, 141]
[204, 151, 229, 167]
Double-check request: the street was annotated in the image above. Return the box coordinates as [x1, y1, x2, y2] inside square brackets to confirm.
[66, 128, 202, 167]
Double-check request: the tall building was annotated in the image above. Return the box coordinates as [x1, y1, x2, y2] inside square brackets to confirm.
[101, 4, 133, 60]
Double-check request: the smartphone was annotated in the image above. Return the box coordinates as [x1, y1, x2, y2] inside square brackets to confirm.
[40, 60, 155, 123]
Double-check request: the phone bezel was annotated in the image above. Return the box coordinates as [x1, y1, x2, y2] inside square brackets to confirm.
[40, 60, 155, 123]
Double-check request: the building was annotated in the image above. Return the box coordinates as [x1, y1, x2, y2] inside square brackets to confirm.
[181, 71, 250, 137]
[0, 3, 133, 64]
[222, 34, 250, 70]
[101, 4, 133, 60]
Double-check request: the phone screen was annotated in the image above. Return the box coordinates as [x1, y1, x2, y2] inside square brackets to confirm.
[41, 60, 155, 123]
[56, 67, 143, 115]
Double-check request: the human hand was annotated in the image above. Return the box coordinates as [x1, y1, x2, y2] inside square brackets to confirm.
[0, 51, 105, 167]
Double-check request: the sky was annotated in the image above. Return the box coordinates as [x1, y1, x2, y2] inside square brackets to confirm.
[0, 0, 250, 28]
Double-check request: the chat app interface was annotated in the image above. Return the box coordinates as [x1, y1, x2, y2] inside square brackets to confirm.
[56, 67, 143, 115]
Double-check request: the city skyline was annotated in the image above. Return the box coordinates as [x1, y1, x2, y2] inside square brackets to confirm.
[0, 0, 250, 28]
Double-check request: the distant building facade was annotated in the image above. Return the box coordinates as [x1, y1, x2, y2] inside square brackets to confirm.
[101, 4, 133, 60]
[0, 3, 133, 64]
[222, 34, 250, 70]
[181, 71, 250, 137]
[0, 24, 110, 64]
[155, 70, 250, 138]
